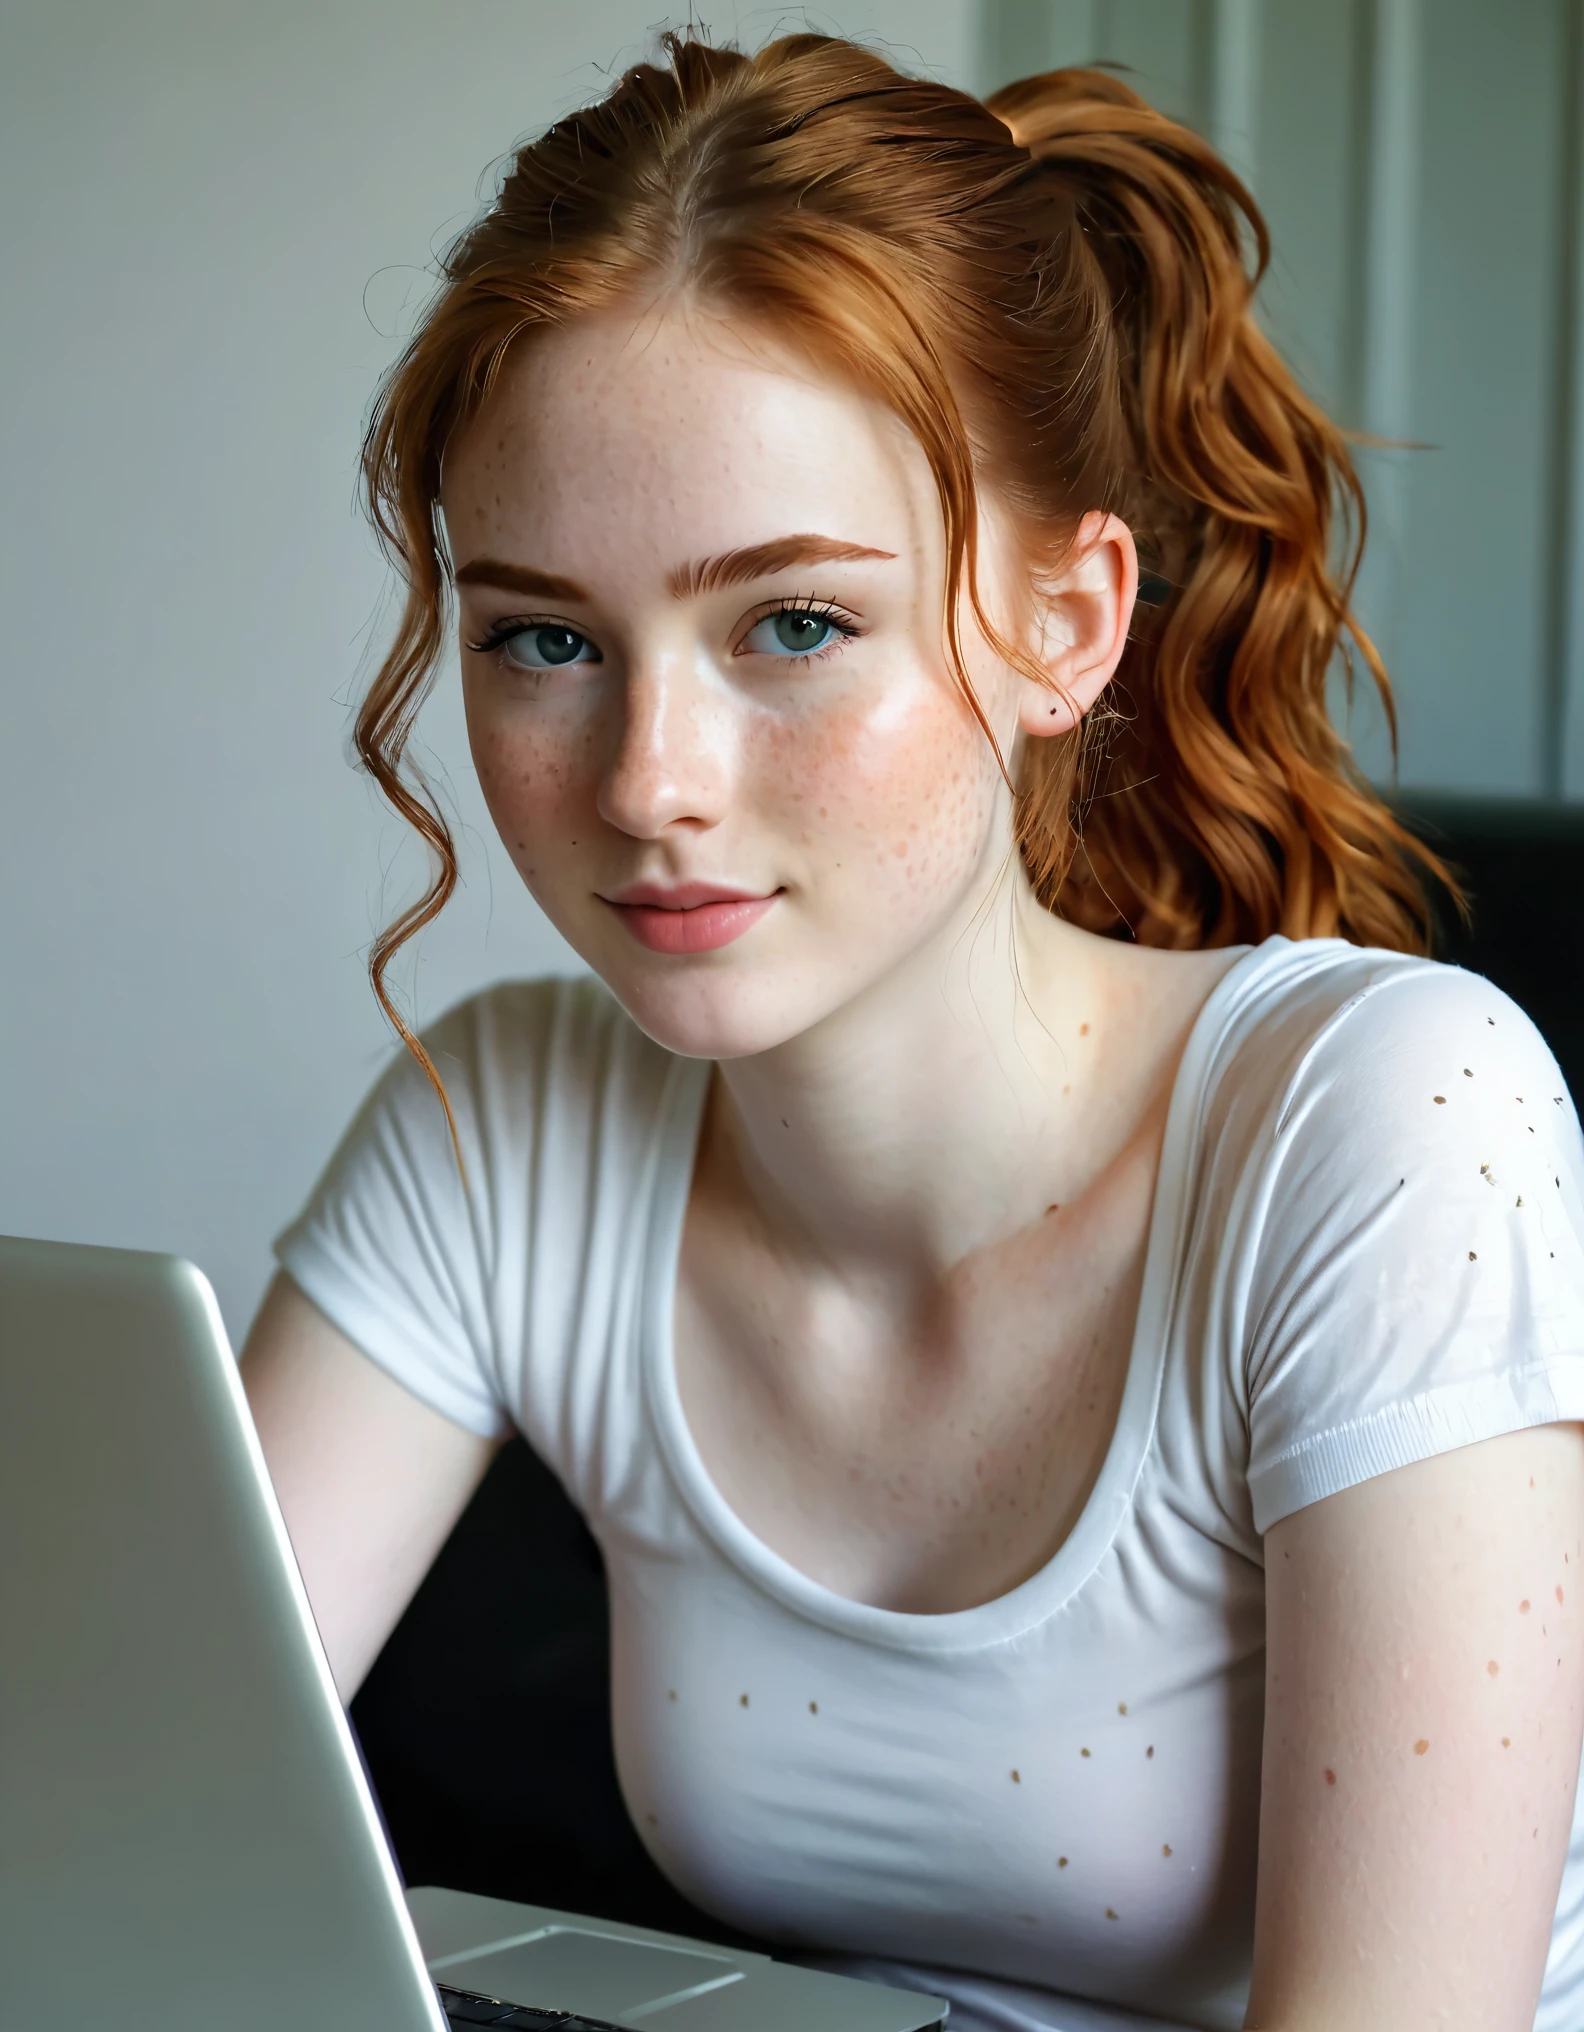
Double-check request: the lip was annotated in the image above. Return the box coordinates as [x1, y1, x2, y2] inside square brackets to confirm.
[600, 882, 781, 955]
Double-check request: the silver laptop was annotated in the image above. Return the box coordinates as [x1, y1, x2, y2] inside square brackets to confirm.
[0, 1235, 946, 2031]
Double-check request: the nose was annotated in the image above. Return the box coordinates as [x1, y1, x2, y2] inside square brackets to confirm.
[596, 653, 733, 840]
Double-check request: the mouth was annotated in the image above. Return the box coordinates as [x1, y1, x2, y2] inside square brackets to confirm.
[599, 881, 781, 956]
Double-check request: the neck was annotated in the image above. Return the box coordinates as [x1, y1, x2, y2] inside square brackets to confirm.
[706, 865, 1131, 1283]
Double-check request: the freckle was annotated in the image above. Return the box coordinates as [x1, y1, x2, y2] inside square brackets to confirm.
[1080, 1747, 1091, 1758]
[809, 1701, 818, 1714]
[1118, 1702, 1128, 1715]
[668, 1689, 677, 1701]
[1058, 1856, 1068, 1868]
[1415, 1739, 1429, 1755]
[1521, 1600, 1532, 1614]
[1324, 1768, 1336, 1785]
[1434, 1095, 1446, 1104]
[1063, 1084, 1070, 1095]
[1146, 1746, 1154, 1758]
[1503, 1736, 1512, 1746]
[740, 1693, 750, 1707]
[1011, 1769, 1020, 1782]
[646, 1812, 658, 1825]
[1162, 1844, 1172, 1857]
[1080, 1022, 1090, 1036]
[1489, 1660, 1500, 1676]
[1470, 1251, 1477, 1260]
[1105, 1907, 1119, 1920]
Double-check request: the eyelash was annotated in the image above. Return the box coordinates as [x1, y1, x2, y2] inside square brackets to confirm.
[465, 616, 559, 657]
[464, 596, 864, 664]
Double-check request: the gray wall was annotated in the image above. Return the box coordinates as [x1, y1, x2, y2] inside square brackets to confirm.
[0, 0, 978, 1338]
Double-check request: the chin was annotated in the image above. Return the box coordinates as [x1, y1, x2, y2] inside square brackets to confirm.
[600, 965, 830, 1062]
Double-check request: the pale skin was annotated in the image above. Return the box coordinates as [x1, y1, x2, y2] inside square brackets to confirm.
[245, 302, 1584, 2029]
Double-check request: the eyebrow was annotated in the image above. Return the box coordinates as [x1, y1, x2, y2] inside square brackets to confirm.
[454, 559, 591, 601]
[452, 534, 895, 606]
[667, 534, 896, 599]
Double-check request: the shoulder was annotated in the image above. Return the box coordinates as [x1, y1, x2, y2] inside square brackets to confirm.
[419, 972, 670, 1090]
[1197, 938, 1573, 1166]
[380, 973, 680, 1128]
[322, 973, 694, 1216]
[1198, 946, 1584, 1535]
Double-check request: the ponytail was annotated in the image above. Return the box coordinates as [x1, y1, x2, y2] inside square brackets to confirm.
[988, 68, 1446, 947]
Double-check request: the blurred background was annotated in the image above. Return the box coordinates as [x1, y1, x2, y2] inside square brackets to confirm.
[6, 0, 1584, 1343]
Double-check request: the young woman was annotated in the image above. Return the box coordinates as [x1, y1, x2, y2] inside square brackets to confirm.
[243, 34, 1584, 2031]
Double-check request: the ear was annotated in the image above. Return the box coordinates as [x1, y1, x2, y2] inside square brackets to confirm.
[1016, 511, 1138, 740]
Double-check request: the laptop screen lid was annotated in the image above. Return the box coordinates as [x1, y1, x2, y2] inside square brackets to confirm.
[0, 1236, 444, 2032]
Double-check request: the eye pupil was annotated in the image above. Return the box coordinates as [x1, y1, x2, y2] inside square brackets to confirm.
[773, 610, 830, 653]
[535, 627, 582, 665]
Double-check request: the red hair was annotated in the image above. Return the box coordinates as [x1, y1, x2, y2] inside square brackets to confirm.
[358, 31, 1450, 1089]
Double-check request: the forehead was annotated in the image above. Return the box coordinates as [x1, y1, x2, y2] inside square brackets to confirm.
[441, 304, 936, 578]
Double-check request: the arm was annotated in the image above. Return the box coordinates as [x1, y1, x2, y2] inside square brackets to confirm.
[242, 1273, 502, 1700]
[1247, 1421, 1584, 2030]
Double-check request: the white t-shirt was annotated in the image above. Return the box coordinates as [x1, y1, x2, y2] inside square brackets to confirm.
[278, 936, 1584, 2032]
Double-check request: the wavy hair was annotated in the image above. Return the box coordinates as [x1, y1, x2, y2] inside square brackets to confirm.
[358, 31, 1451, 1098]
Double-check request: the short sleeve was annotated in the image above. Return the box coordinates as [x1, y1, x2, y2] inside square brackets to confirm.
[1243, 964, 1584, 1534]
[273, 984, 565, 1441]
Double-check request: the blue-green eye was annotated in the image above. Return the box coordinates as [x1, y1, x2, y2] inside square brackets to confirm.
[742, 608, 845, 658]
[497, 624, 599, 669]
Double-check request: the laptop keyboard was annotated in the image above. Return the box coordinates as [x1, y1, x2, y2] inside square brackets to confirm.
[438, 1982, 626, 2030]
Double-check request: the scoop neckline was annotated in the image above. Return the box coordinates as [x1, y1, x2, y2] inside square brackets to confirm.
[641, 938, 1285, 1655]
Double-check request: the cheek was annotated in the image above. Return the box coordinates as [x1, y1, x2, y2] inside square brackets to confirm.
[465, 683, 601, 861]
[755, 665, 997, 895]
